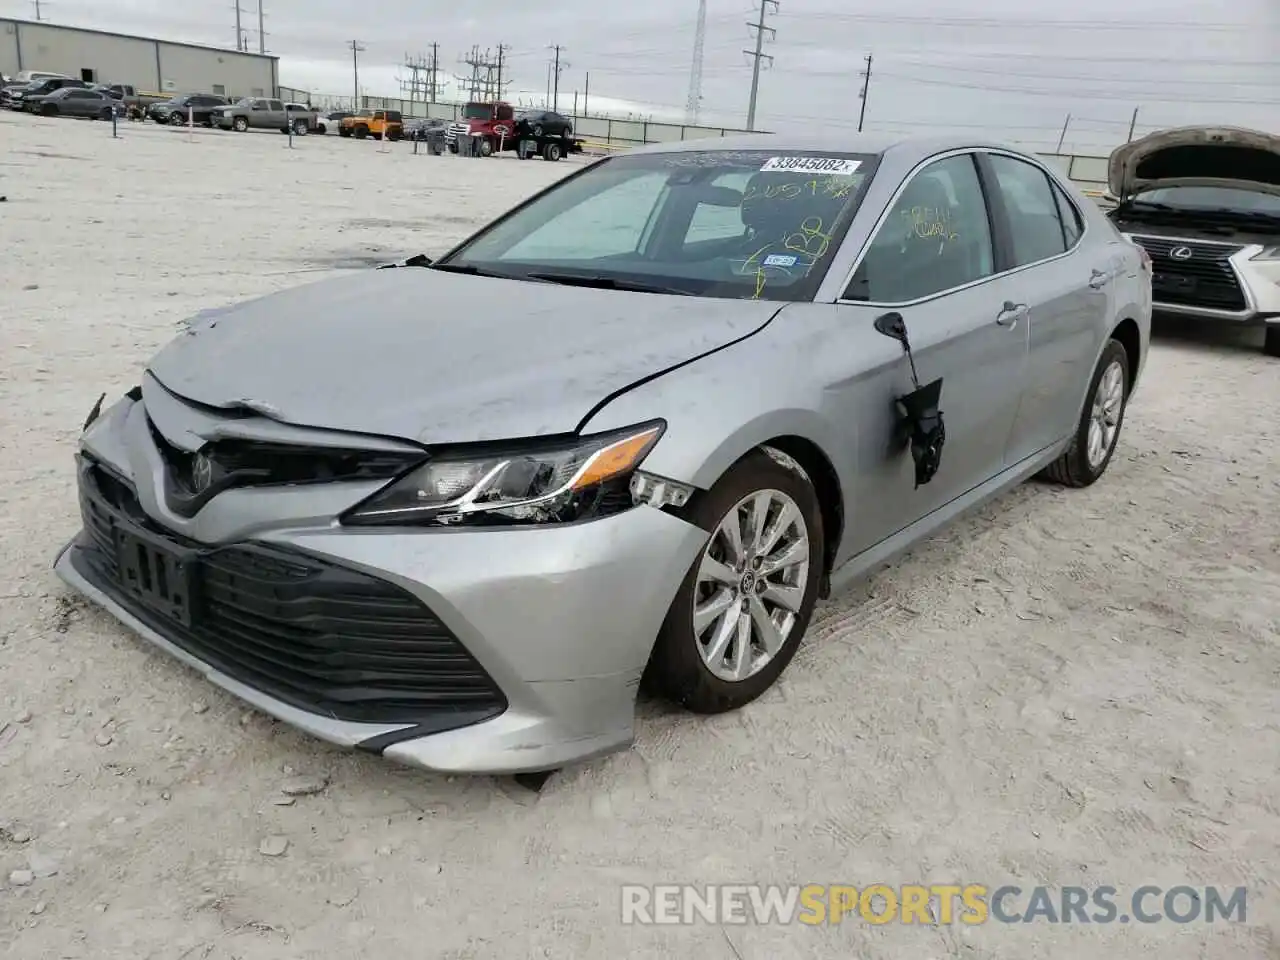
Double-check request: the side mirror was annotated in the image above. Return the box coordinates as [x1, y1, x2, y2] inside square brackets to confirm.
[873, 311, 908, 346]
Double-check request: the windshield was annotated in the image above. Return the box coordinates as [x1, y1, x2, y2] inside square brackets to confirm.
[1133, 186, 1280, 216]
[438, 149, 878, 301]
[463, 103, 492, 120]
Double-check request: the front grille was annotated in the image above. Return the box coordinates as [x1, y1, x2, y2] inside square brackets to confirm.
[147, 418, 424, 516]
[74, 458, 507, 729]
[1130, 235, 1248, 311]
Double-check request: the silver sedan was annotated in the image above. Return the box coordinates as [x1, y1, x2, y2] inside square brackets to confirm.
[54, 134, 1152, 775]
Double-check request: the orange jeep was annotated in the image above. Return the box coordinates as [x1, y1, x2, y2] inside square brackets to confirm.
[338, 109, 403, 141]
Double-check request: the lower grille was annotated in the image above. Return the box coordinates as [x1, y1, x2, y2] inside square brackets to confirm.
[1130, 235, 1247, 311]
[74, 458, 507, 729]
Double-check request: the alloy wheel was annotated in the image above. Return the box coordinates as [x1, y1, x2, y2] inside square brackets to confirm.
[1087, 359, 1125, 469]
[693, 489, 810, 683]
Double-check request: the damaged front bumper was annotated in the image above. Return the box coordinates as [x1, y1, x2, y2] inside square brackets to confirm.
[53, 391, 708, 774]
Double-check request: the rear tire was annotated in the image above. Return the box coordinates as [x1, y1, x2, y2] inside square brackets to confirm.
[1264, 324, 1280, 358]
[1039, 338, 1130, 487]
[643, 450, 824, 714]
[41, 105, 57, 117]
[97, 107, 112, 121]
[293, 119, 308, 135]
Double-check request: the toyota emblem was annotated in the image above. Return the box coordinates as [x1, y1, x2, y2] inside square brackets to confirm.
[191, 452, 213, 492]
[1169, 246, 1193, 261]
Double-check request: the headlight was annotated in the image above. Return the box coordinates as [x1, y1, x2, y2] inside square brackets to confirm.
[1250, 247, 1280, 261]
[341, 421, 666, 527]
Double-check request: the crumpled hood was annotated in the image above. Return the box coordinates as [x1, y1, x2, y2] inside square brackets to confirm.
[146, 268, 780, 445]
[1109, 125, 1280, 200]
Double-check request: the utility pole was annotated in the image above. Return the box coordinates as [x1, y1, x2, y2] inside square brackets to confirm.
[32, 0, 46, 21]
[857, 53, 872, 132]
[584, 71, 590, 116]
[685, 0, 707, 124]
[429, 42, 439, 101]
[744, 0, 778, 131]
[348, 40, 365, 109]
[257, 0, 265, 53]
[495, 44, 508, 99]
[1127, 106, 1140, 142]
[549, 45, 567, 113]
[1056, 113, 1071, 152]
[232, 2, 243, 51]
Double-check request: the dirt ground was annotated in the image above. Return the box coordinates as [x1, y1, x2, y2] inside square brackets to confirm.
[0, 112, 1277, 960]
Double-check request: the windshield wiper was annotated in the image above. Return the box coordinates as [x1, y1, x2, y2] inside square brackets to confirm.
[524, 271, 692, 296]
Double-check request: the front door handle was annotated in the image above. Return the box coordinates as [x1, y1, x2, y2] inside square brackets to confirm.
[1089, 268, 1112, 289]
[996, 301, 1028, 328]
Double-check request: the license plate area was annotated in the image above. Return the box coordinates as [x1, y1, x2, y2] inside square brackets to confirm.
[115, 525, 198, 627]
[1153, 273, 1195, 292]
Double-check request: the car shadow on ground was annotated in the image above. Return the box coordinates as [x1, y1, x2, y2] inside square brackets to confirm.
[1151, 313, 1264, 355]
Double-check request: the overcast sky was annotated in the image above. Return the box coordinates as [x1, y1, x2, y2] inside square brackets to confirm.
[5, 0, 1278, 153]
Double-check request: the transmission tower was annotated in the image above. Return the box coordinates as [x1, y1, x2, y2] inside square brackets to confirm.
[744, 0, 778, 131]
[685, 0, 707, 124]
[455, 46, 508, 102]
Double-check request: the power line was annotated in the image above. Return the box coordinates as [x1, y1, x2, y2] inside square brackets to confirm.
[872, 69, 1280, 106]
[685, 0, 707, 125]
[791, 11, 1266, 32]
[884, 59, 1280, 87]
[744, 0, 778, 131]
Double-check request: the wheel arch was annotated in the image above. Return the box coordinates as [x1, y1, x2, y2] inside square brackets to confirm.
[1110, 316, 1142, 392]
[646, 415, 849, 593]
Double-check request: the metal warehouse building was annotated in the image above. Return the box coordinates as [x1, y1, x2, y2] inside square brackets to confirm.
[1, 18, 278, 100]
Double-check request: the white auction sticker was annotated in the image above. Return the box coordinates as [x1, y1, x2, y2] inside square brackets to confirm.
[760, 156, 862, 175]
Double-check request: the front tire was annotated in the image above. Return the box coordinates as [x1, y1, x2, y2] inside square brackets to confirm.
[1040, 338, 1130, 487]
[232, 116, 248, 132]
[643, 450, 824, 714]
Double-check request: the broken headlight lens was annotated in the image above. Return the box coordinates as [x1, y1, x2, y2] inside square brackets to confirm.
[341, 421, 665, 527]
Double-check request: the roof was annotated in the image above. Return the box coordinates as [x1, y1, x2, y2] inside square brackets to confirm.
[1, 17, 279, 61]
[625, 131, 1033, 165]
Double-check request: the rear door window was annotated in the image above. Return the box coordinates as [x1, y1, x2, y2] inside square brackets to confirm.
[1051, 181, 1084, 248]
[986, 154, 1069, 266]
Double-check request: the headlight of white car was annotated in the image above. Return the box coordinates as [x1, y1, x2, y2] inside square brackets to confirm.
[341, 421, 672, 527]
[1250, 247, 1280, 261]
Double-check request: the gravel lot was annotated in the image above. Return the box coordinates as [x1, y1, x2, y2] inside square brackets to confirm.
[1, 112, 1277, 960]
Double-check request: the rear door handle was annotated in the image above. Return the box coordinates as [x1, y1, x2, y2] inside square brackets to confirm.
[1089, 268, 1112, 289]
[996, 301, 1028, 328]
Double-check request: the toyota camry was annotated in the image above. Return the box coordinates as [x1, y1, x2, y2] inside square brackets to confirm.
[54, 134, 1151, 775]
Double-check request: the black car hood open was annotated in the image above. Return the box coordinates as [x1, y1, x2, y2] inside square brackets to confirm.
[1109, 126, 1280, 201]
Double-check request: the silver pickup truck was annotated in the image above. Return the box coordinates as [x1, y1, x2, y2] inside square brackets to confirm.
[212, 97, 315, 134]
